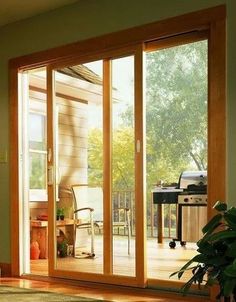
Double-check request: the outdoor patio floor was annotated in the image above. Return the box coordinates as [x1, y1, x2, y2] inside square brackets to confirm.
[31, 236, 198, 282]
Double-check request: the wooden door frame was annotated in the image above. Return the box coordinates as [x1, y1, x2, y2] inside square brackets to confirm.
[10, 4, 226, 293]
[46, 46, 144, 287]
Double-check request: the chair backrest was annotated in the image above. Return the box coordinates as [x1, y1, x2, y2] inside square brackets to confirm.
[71, 184, 103, 221]
[71, 185, 89, 220]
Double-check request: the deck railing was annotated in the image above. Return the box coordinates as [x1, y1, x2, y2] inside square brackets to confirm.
[61, 186, 176, 238]
[112, 190, 177, 239]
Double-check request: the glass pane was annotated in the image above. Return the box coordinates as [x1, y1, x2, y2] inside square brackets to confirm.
[29, 152, 47, 189]
[145, 40, 208, 281]
[111, 56, 135, 276]
[28, 69, 48, 204]
[29, 113, 46, 150]
[29, 151, 47, 202]
[26, 67, 48, 275]
[54, 60, 104, 274]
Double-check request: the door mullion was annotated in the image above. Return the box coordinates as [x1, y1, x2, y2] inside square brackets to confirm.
[46, 65, 56, 276]
[103, 59, 113, 275]
[135, 46, 147, 286]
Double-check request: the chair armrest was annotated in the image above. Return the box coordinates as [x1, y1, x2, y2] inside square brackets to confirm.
[74, 207, 94, 213]
[94, 221, 103, 228]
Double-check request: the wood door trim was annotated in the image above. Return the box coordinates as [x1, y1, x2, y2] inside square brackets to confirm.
[10, 66, 20, 276]
[208, 19, 226, 215]
[145, 30, 209, 52]
[9, 5, 225, 70]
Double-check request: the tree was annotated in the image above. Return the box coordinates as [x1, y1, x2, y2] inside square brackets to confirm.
[145, 40, 207, 186]
[30, 153, 46, 189]
[87, 128, 103, 185]
[122, 40, 208, 231]
[88, 127, 134, 190]
[88, 40, 208, 198]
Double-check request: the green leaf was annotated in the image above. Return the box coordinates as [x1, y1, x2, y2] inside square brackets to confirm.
[181, 266, 206, 294]
[224, 265, 236, 277]
[191, 253, 209, 264]
[213, 201, 227, 212]
[223, 278, 236, 297]
[224, 213, 236, 230]
[197, 240, 206, 249]
[206, 276, 218, 286]
[171, 254, 208, 279]
[226, 241, 236, 257]
[169, 265, 196, 278]
[227, 207, 236, 216]
[202, 213, 222, 234]
[197, 241, 216, 256]
[208, 230, 236, 242]
[206, 256, 228, 266]
[206, 269, 220, 285]
[197, 230, 215, 247]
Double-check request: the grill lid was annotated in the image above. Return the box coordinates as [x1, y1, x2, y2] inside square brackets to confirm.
[178, 170, 207, 191]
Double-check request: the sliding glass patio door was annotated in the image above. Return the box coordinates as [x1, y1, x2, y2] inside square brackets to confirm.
[46, 48, 144, 284]
[144, 35, 208, 288]
[19, 35, 208, 290]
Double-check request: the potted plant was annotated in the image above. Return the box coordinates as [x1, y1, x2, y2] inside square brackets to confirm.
[170, 201, 236, 301]
[59, 207, 65, 220]
[56, 207, 65, 220]
[57, 239, 68, 257]
[56, 208, 61, 220]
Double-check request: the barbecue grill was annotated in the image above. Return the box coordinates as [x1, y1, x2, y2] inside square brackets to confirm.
[152, 170, 207, 248]
[178, 170, 207, 203]
[152, 170, 207, 203]
[176, 171, 207, 248]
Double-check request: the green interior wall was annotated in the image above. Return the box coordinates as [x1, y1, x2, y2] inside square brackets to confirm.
[0, 0, 235, 265]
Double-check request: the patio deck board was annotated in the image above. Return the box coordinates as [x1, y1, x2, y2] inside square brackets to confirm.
[31, 237, 197, 282]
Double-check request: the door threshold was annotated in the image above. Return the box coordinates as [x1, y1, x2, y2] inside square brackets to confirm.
[20, 274, 209, 301]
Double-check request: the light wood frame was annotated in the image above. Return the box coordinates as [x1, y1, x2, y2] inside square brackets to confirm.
[46, 45, 143, 287]
[10, 4, 226, 295]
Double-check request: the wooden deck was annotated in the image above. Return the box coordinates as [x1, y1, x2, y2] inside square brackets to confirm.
[31, 237, 198, 282]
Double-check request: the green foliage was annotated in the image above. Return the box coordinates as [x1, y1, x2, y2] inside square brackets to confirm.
[112, 128, 135, 189]
[88, 127, 134, 189]
[56, 207, 64, 216]
[88, 41, 208, 227]
[57, 240, 68, 257]
[87, 128, 103, 185]
[30, 153, 46, 189]
[121, 40, 208, 193]
[87, 42, 208, 241]
[202, 213, 222, 234]
[145, 40, 207, 185]
[170, 201, 236, 299]
[214, 201, 228, 212]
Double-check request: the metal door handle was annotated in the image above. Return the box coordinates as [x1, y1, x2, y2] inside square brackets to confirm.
[48, 148, 52, 163]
